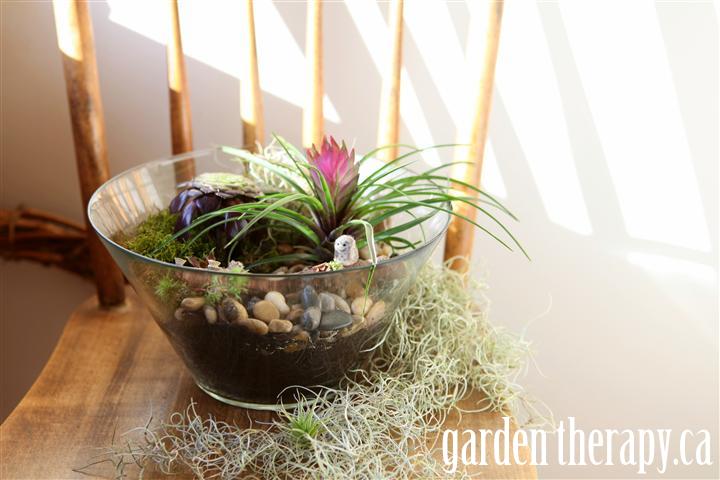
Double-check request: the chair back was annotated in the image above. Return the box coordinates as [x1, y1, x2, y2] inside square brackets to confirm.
[52, 0, 504, 306]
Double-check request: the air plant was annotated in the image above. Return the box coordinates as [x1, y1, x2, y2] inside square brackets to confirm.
[172, 135, 527, 269]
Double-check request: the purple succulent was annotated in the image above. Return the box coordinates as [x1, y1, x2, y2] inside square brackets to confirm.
[169, 172, 261, 244]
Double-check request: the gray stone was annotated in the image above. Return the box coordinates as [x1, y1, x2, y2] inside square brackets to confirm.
[302, 306, 321, 331]
[319, 310, 353, 331]
[318, 292, 335, 312]
[300, 285, 319, 309]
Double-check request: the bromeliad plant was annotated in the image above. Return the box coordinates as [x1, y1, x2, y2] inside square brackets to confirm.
[171, 135, 527, 270]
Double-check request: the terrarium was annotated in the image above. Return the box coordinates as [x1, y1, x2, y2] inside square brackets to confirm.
[88, 137, 522, 409]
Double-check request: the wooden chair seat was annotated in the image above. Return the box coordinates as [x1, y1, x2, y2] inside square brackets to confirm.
[0, 287, 536, 479]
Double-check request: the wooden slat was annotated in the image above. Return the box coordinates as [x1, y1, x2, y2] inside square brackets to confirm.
[376, 0, 404, 162]
[302, 0, 323, 148]
[0, 288, 536, 479]
[52, 0, 125, 307]
[240, 0, 264, 151]
[167, 0, 195, 182]
[443, 0, 504, 271]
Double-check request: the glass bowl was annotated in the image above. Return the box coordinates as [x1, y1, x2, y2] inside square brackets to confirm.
[88, 147, 450, 409]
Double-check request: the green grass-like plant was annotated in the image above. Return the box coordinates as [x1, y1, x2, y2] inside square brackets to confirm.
[174, 136, 528, 266]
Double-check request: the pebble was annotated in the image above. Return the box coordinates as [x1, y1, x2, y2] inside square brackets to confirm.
[272, 266, 289, 274]
[268, 319, 293, 333]
[366, 300, 386, 324]
[203, 305, 218, 324]
[174, 308, 187, 321]
[219, 297, 248, 323]
[288, 264, 306, 274]
[319, 310, 353, 331]
[180, 296, 205, 311]
[265, 291, 290, 315]
[286, 305, 304, 323]
[237, 318, 269, 335]
[318, 292, 335, 312]
[253, 300, 280, 322]
[300, 285, 319, 309]
[329, 293, 351, 314]
[345, 281, 365, 299]
[351, 297, 373, 316]
[302, 306, 321, 331]
[246, 296, 261, 312]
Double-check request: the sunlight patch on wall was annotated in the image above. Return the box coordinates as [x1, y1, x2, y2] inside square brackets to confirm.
[106, 0, 341, 124]
[495, 0, 592, 235]
[343, 0, 440, 167]
[560, 1, 711, 251]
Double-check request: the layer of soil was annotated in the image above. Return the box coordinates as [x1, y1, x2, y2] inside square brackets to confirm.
[160, 311, 386, 405]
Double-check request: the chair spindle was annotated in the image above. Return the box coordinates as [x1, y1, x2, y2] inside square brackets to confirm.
[376, 0, 404, 162]
[240, 0, 265, 151]
[303, 0, 323, 148]
[443, 0, 504, 271]
[52, 0, 126, 306]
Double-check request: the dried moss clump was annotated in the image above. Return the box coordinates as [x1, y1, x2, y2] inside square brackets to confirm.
[120, 211, 215, 264]
[78, 261, 550, 479]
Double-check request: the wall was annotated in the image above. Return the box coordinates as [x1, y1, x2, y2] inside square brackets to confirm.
[1, 1, 717, 478]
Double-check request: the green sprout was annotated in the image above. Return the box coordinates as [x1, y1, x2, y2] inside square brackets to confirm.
[288, 409, 322, 447]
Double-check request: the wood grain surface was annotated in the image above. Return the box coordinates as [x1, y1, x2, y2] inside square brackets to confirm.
[0, 288, 535, 479]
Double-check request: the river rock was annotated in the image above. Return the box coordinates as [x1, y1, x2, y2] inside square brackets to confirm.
[345, 281, 365, 299]
[351, 297, 373, 316]
[246, 296, 261, 312]
[366, 300, 386, 324]
[219, 297, 248, 323]
[300, 285, 319, 308]
[203, 305, 218, 324]
[180, 296, 205, 311]
[253, 300, 280, 322]
[329, 293, 350, 313]
[302, 306, 321, 331]
[265, 291, 290, 315]
[268, 319, 293, 333]
[287, 305, 304, 323]
[319, 310, 353, 331]
[318, 292, 335, 312]
[237, 318, 269, 335]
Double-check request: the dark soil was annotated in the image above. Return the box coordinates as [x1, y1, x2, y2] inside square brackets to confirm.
[160, 312, 385, 405]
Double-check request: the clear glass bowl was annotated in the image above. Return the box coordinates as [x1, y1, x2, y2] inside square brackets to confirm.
[88, 147, 450, 409]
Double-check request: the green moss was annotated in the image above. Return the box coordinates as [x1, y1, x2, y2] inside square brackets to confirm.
[154, 275, 187, 303]
[120, 211, 215, 264]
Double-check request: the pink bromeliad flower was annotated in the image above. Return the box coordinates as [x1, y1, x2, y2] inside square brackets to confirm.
[306, 136, 359, 215]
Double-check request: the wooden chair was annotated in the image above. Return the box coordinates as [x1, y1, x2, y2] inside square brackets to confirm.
[0, 1, 535, 478]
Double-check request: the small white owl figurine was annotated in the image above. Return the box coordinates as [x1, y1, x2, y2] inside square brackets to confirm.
[334, 235, 359, 266]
